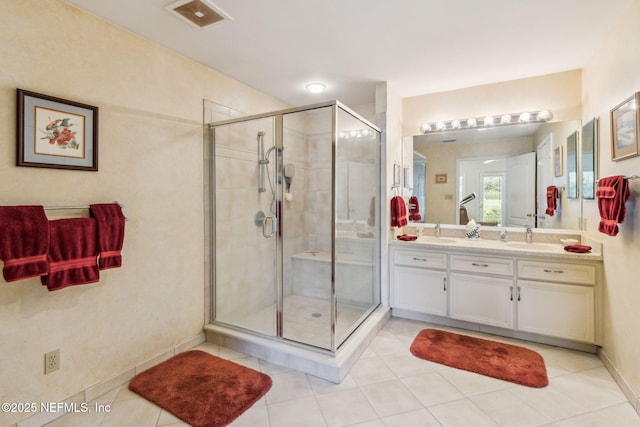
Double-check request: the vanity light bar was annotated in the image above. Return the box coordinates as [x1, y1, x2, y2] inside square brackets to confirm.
[338, 129, 375, 139]
[420, 110, 553, 134]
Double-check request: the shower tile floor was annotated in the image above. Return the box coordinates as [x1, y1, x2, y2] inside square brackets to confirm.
[221, 295, 371, 349]
[46, 317, 640, 427]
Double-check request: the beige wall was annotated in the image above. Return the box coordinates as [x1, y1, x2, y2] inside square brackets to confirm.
[0, 1, 287, 424]
[581, 0, 640, 411]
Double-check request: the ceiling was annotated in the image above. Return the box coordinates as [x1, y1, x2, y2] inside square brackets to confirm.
[64, 0, 632, 107]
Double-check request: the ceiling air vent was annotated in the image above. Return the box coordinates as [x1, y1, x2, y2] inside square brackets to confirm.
[166, 0, 232, 29]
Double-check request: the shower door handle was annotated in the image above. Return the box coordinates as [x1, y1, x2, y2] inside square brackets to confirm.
[263, 215, 278, 238]
[255, 210, 277, 238]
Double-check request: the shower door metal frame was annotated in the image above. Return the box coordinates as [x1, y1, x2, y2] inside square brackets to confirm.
[208, 100, 381, 354]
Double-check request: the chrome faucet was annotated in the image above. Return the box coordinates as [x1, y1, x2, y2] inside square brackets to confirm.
[500, 229, 508, 242]
[525, 225, 533, 244]
[435, 221, 441, 239]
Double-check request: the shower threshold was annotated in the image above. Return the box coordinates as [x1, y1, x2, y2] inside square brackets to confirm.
[204, 305, 390, 383]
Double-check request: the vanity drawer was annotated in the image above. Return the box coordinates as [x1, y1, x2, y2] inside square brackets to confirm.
[517, 260, 596, 285]
[450, 255, 513, 276]
[394, 249, 447, 269]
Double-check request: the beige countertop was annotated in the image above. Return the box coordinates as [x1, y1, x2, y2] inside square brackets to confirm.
[390, 235, 603, 261]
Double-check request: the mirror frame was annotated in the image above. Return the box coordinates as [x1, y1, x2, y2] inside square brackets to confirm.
[581, 118, 598, 200]
[566, 131, 578, 199]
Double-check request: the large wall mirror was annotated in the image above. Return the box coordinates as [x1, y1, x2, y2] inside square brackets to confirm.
[408, 119, 585, 230]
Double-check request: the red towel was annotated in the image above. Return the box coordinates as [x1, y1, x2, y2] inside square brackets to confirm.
[390, 196, 407, 228]
[545, 186, 559, 216]
[0, 206, 49, 282]
[90, 203, 126, 270]
[596, 176, 630, 236]
[564, 245, 592, 253]
[397, 234, 418, 241]
[42, 218, 99, 291]
[408, 196, 422, 221]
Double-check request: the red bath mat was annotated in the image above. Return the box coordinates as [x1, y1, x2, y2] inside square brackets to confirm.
[129, 350, 272, 426]
[410, 329, 548, 388]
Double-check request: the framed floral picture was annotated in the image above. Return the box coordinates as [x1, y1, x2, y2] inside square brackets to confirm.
[610, 92, 640, 161]
[17, 89, 98, 171]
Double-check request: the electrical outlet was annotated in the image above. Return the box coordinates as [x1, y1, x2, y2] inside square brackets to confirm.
[45, 349, 60, 374]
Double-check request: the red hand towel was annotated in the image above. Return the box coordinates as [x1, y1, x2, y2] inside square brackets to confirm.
[408, 196, 422, 221]
[564, 245, 592, 253]
[390, 196, 407, 228]
[397, 234, 417, 241]
[545, 186, 559, 216]
[90, 204, 126, 270]
[596, 176, 630, 236]
[0, 206, 49, 282]
[42, 218, 99, 291]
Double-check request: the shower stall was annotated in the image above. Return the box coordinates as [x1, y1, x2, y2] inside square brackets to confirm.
[207, 101, 382, 362]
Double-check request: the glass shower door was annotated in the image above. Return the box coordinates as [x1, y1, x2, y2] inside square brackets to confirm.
[212, 116, 278, 336]
[281, 106, 334, 350]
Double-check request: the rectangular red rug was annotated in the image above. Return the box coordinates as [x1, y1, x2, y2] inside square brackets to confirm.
[129, 350, 272, 427]
[410, 329, 548, 388]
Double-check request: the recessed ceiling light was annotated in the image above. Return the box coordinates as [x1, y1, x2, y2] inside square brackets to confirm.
[305, 82, 326, 94]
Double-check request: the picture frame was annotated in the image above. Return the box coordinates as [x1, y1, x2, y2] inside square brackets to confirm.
[554, 146, 563, 177]
[435, 173, 447, 184]
[610, 92, 640, 161]
[17, 89, 99, 171]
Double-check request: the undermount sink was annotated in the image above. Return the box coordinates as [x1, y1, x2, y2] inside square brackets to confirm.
[504, 242, 560, 251]
[416, 236, 457, 244]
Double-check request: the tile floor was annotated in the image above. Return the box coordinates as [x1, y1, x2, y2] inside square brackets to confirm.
[47, 317, 640, 427]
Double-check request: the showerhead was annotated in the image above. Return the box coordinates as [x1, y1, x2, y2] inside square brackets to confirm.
[460, 192, 477, 206]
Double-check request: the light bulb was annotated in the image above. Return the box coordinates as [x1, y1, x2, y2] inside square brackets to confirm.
[519, 112, 532, 122]
[467, 118, 477, 128]
[484, 116, 494, 126]
[451, 119, 461, 129]
[305, 82, 326, 94]
[420, 123, 432, 133]
[501, 114, 511, 124]
[436, 121, 446, 131]
[537, 110, 551, 121]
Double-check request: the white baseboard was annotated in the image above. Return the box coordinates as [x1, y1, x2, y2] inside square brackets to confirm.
[14, 332, 206, 427]
[599, 348, 640, 416]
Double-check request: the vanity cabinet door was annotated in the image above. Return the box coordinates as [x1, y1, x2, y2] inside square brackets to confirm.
[449, 272, 514, 329]
[392, 266, 448, 316]
[517, 280, 595, 343]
